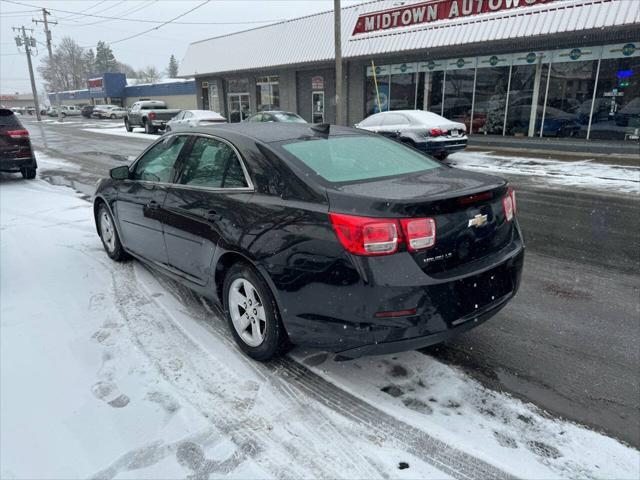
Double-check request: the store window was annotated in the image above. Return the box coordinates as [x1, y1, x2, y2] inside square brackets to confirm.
[539, 61, 597, 138]
[389, 73, 416, 111]
[209, 83, 220, 113]
[226, 78, 250, 123]
[473, 67, 510, 135]
[505, 65, 538, 136]
[590, 57, 640, 140]
[424, 71, 445, 115]
[443, 69, 475, 130]
[256, 75, 279, 111]
[366, 75, 390, 115]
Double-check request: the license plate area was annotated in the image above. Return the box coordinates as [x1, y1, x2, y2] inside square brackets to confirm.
[454, 266, 512, 319]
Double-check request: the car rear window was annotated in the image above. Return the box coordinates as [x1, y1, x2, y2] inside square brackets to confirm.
[281, 135, 441, 183]
[273, 112, 306, 123]
[0, 109, 23, 128]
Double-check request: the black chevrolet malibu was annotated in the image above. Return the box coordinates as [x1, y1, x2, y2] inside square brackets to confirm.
[93, 123, 524, 361]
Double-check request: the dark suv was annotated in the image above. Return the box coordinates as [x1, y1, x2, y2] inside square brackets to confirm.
[81, 105, 95, 119]
[0, 109, 37, 179]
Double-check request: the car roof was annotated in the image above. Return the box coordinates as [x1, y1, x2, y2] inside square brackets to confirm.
[172, 122, 364, 144]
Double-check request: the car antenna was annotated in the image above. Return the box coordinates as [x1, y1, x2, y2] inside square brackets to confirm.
[310, 123, 330, 136]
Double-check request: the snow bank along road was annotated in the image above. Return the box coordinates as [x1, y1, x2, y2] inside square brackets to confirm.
[2, 174, 639, 479]
[15, 118, 640, 448]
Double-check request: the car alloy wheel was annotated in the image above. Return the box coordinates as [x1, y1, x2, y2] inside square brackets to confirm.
[99, 210, 116, 253]
[228, 278, 267, 347]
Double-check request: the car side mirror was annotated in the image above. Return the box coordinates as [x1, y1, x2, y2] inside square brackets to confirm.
[110, 165, 130, 180]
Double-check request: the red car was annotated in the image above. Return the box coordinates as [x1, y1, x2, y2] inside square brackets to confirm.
[0, 108, 37, 179]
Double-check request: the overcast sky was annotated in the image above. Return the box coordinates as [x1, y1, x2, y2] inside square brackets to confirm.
[1, 0, 362, 95]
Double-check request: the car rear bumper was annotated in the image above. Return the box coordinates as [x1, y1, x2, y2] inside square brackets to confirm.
[0, 156, 37, 171]
[269, 236, 524, 358]
[418, 138, 468, 156]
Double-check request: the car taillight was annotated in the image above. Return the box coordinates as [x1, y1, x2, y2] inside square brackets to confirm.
[399, 218, 436, 251]
[148, 112, 157, 120]
[329, 213, 399, 255]
[503, 187, 516, 222]
[7, 129, 29, 139]
[429, 128, 443, 137]
[329, 213, 436, 256]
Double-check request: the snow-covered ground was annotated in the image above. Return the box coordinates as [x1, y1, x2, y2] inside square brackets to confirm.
[449, 151, 640, 195]
[83, 126, 158, 141]
[1, 173, 639, 479]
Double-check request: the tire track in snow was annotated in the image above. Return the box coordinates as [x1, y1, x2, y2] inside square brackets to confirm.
[138, 263, 515, 480]
[101, 260, 383, 479]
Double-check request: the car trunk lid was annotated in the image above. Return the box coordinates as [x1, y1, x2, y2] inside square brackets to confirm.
[326, 167, 514, 273]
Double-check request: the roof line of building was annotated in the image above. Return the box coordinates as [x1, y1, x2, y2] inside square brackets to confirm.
[187, 0, 383, 46]
[347, 0, 607, 43]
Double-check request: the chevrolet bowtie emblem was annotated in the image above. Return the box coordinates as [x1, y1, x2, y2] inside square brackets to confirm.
[468, 214, 488, 228]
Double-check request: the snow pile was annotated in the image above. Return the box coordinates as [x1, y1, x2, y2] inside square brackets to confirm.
[449, 151, 640, 195]
[1, 176, 638, 479]
[83, 126, 158, 141]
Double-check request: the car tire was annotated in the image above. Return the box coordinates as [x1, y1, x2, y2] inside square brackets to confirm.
[437, 153, 449, 161]
[20, 167, 36, 179]
[97, 204, 130, 262]
[144, 120, 156, 134]
[110, 114, 116, 119]
[165, 126, 171, 132]
[124, 119, 133, 132]
[223, 262, 289, 362]
[61, 113, 66, 118]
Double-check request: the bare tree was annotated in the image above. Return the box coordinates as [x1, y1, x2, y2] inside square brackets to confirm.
[137, 65, 160, 83]
[38, 37, 90, 91]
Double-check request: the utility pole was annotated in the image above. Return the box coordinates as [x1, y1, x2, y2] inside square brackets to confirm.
[334, 0, 343, 126]
[34, 9, 62, 122]
[12, 26, 41, 121]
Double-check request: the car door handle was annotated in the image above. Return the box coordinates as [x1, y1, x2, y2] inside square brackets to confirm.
[205, 210, 222, 222]
[146, 200, 160, 210]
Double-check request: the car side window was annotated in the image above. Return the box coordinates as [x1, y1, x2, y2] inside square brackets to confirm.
[382, 113, 409, 126]
[174, 111, 184, 121]
[248, 114, 263, 122]
[184, 112, 193, 119]
[132, 135, 188, 183]
[177, 137, 248, 189]
[361, 114, 383, 127]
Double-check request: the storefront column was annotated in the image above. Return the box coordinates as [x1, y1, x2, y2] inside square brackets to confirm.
[440, 70, 446, 116]
[586, 56, 602, 140]
[539, 64, 552, 137]
[502, 63, 513, 136]
[423, 72, 430, 110]
[470, 67, 478, 133]
[528, 58, 544, 137]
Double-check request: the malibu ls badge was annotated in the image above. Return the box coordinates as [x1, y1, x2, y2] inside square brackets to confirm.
[468, 213, 488, 228]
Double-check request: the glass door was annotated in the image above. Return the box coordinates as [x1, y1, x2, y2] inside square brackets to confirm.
[312, 91, 324, 123]
[227, 93, 250, 122]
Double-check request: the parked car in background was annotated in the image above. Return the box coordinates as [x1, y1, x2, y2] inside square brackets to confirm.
[104, 107, 127, 119]
[0, 108, 37, 179]
[165, 110, 226, 131]
[124, 100, 181, 134]
[355, 110, 467, 160]
[91, 105, 114, 118]
[81, 105, 95, 118]
[47, 107, 59, 117]
[60, 105, 81, 117]
[245, 111, 307, 123]
[93, 123, 523, 361]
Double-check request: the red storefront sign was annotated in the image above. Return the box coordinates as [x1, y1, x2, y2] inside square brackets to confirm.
[352, 0, 553, 35]
[88, 77, 103, 93]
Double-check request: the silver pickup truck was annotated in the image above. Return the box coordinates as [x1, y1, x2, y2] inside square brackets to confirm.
[124, 100, 181, 134]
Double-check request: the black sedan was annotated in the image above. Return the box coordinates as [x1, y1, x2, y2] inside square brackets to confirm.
[93, 123, 523, 361]
[0, 108, 37, 179]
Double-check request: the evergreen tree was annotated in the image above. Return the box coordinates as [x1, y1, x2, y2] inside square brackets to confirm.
[94, 41, 118, 74]
[84, 49, 96, 79]
[166, 54, 179, 78]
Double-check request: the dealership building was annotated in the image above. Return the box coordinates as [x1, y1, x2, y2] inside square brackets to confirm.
[181, 0, 639, 142]
[48, 73, 197, 110]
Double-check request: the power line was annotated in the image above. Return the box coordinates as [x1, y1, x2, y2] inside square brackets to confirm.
[56, 0, 108, 21]
[3, 0, 283, 25]
[60, 1, 159, 28]
[82, 0, 211, 46]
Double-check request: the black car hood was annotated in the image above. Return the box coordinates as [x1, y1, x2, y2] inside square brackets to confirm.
[326, 166, 507, 217]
